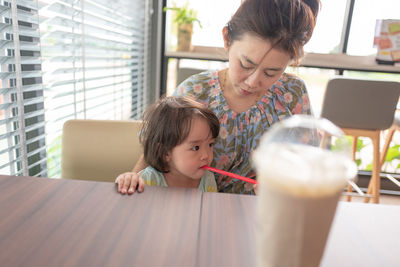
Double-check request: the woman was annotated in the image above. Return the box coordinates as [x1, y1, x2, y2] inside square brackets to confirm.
[116, 0, 321, 195]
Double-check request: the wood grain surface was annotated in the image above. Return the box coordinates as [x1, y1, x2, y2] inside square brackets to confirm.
[1, 175, 400, 267]
[0, 175, 202, 267]
[197, 192, 257, 267]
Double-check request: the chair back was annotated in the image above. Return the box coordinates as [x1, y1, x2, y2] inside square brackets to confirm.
[62, 119, 143, 182]
[321, 77, 400, 130]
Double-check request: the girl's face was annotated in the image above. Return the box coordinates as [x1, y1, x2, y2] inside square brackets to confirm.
[165, 117, 215, 182]
[224, 31, 291, 99]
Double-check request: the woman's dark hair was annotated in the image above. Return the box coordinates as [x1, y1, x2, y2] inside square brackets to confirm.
[226, 0, 321, 62]
[140, 96, 220, 173]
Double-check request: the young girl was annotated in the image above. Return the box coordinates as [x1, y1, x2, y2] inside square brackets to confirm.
[115, 96, 220, 194]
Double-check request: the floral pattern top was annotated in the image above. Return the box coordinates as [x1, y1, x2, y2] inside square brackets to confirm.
[174, 70, 312, 194]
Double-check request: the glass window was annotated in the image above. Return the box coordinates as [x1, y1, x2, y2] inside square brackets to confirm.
[343, 70, 400, 82]
[165, 0, 241, 50]
[304, 0, 348, 53]
[347, 0, 400, 56]
[190, 0, 241, 47]
[166, 59, 228, 95]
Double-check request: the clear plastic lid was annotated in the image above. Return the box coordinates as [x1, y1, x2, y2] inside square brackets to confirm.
[253, 115, 357, 196]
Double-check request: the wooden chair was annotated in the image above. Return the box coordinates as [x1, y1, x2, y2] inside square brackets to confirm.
[61, 119, 143, 182]
[380, 111, 400, 169]
[320, 77, 400, 203]
[379, 111, 400, 190]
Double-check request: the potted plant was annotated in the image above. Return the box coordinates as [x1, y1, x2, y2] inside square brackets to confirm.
[164, 4, 202, 51]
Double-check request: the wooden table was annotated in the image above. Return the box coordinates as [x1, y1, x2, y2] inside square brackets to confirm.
[1, 175, 399, 267]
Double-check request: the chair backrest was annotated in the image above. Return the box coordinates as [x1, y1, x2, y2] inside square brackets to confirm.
[61, 119, 143, 182]
[321, 77, 400, 130]
[176, 67, 206, 87]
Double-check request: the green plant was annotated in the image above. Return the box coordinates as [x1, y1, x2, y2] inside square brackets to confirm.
[379, 144, 400, 171]
[331, 136, 366, 167]
[163, 4, 202, 28]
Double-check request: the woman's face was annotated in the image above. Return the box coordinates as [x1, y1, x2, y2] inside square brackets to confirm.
[224, 31, 291, 98]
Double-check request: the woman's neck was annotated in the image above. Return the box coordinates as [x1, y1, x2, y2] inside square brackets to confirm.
[163, 171, 200, 188]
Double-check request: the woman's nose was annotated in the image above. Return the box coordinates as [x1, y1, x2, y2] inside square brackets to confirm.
[245, 71, 261, 88]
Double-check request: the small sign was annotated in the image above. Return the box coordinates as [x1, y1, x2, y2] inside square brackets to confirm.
[374, 19, 400, 64]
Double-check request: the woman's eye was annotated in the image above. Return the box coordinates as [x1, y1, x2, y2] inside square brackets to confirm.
[264, 72, 275, 78]
[192, 146, 200, 151]
[240, 61, 252, 70]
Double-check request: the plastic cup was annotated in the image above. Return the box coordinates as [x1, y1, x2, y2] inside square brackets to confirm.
[253, 115, 357, 267]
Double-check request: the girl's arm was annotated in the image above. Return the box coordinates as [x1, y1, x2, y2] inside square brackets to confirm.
[132, 155, 147, 172]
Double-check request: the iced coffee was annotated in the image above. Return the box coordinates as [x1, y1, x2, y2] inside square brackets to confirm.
[253, 115, 356, 267]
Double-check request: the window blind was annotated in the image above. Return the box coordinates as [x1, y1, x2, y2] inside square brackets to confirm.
[0, 0, 153, 177]
[0, 0, 45, 176]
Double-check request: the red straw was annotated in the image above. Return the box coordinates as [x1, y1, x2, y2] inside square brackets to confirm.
[202, 165, 258, 184]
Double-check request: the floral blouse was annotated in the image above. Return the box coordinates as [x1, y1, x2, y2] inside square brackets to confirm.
[174, 70, 312, 194]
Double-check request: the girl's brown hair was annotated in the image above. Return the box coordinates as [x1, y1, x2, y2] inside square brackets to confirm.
[140, 96, 220, 173]
[226, 0, 321, 63]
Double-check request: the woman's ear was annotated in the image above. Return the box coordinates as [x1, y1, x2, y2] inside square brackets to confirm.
[222, 26, 230, 52]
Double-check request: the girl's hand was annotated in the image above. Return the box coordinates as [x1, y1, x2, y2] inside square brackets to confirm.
[115, 172, 145, 195]
[253, 183, 259, 195]
[247, 171, 258, 195]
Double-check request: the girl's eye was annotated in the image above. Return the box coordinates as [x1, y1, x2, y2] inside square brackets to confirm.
[192, 146, 200, 151]
[240, 61, 252, 70]
[209, 142, 214, 148]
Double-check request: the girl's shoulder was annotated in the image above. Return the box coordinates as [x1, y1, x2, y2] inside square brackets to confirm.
[140, 166, 167, 187]
[200, 170, 218, 192]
